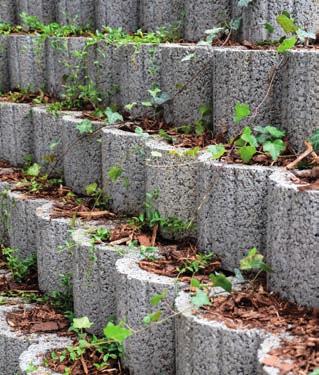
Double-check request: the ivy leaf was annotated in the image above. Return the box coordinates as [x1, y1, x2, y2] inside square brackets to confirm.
[76, 119, 94, 134]
[103, 322, 132, 343]
[309, 129, 319, 151]
[263, 139, 286, 160]
[241, 127, 258, 147]
[191, 289, 211, 308]
[264, 22, 275, 34]
[256, 125, 285, 139]
[108, 166, 123, 182]
[234, 102, 251, 124]
[239, 145, 256, 163]
[25, 163, 41, 177]
[240, 247, 272, 272]
[72, 317, 93, 330]
[209, 273, 232, 293]
[124, 102, 137, 111]
[204, 27, 225, 43]
[85, 182, 98, 196]
[150, 289, 168, 306]
[153, 91, 171, 106]
[276, 14, 298, 34]
[277, 36, 297, 53]
[143, 311, 161, 325]
[190, 278, 201, 289]
[105, 107, 123, 125]
[207, 144, 226, 160]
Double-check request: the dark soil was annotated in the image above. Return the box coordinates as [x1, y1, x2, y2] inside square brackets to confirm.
[6, 304, 69, 334]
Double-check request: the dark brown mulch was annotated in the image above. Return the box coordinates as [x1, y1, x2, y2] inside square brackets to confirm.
[0, 90, 54, 105]
[0, 160, 12, 168]
[198, 285, 318, 374]
[46, 348, 126, 375]
[6, 304, 69, 334]
[139, 243, 221, 281]
[0, 272, 38, 293]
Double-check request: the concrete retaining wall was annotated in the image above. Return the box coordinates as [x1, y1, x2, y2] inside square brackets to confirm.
[267, 170, 319, 308]
[115, 254, 184, 375]
[0, 180, 11, 244]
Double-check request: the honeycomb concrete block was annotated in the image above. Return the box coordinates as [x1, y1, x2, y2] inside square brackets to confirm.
[102, 0, 139, 32]
[145, 139, 199, 237]
[16, 0, 56, 25]
[62, 113, 104, 194]
[46, 37, 87, 97]
[0, 35, 10, 92]
[55, 0, 95, 28]
[0, 304, 39, 375]
[117, 44, 162, 115]
[0, 0, 15, 23]
[102, 128, 146, 215]
[197, 157, 277, 270]
[161, 44, 214, 126]
[232, 0, 319, 42]
[184, 0, 231, 41]
[0, 102, 33, 165]
[0, 180, 11, 244]
[72, 228, 129, 335]
[213, 48, 282, 137]
[32, 106, 64, 175]
[116, 254, 183, 375]
[175, 290, 270, 375]
[280, 50, 319, 152]
[9, 35, 46, 92]
[7, 190, 49, 259]
[266, 170, 319, 308]
[19, 336, 73, 375]
[139, 0, 184, 32]
[35, 203, 76, 294]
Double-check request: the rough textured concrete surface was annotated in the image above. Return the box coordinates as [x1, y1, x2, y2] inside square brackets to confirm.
[62, 114, 104, 194]
[0, 102, 34, 165]
[0, 180, 11, 245]
[213, 48, 282, 137]
[19, 336, 72, 375]
[0, 304, 38, 375]
[101, 0, 139, 32]
[184, 0, 231, 41]
[280, 50, 319, 152]
[116, 254, 183, 375]
[72, 227, 128, 334]
[9, 35, 46, 92]
[7, 191, 49, 259]
[197, 158, 276, 270]
[267, 170, 319, 308]
[55, 0, 95, 28]
[161, 44, 214, 126]
[36, 203, 76, 294]
[16, 0, 56, 25]
[32, 106, 64, 175]
[0, 0, 15, 24]
[175, 290, 269, 375]
[257, 336, 284, 375]
[102, 128, 146, 215]
[145, 139, 199, 238]
[0, 36, 10, 93]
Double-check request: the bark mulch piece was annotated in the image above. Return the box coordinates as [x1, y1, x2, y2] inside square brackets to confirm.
[46, 349, 126, 375]
[139, 242, 222, 281]
[6, 304, 69, 334]
[0, 160, 12, 168]
[198, 285, 319, 375]
[291, 167, 319, 191]
[0, 272, 38, 293]
[0, 90, 54, 105]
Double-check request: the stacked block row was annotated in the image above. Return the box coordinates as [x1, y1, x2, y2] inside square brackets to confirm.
[0, 0, 318, 42]
[0, 36, 318, 151]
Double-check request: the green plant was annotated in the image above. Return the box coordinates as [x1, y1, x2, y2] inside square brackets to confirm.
[177, 253, 215, 276]
[194, 104, 212, 135]
[140, 246, 158, 260]
[200, 18, 241, 45]
[309, 129, 319, 151]
[85, 182, 109, 209]
[240, 247, 272, 273]
[91, 227, 110, 243]
[1, 247, 36, 283]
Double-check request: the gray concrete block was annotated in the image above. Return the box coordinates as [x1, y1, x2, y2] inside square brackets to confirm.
[19, 336, 72, 375]
[0, 35, 10, 93]
[266, 170, 319, 308]
[0, 0, 15, 24]
[257, 336, 283, 375]
[115, 254, 183, 375]
[9, 35, 46, 92]
[175, 290, 269, 375]
[161, 44, 214, 126]
[46, 37, 87, 97]
[139, 0, 184, 32]
[184, 0, 231, 41]
[62, 113, 104, 194]
[0, 180, 11, 244]
[197, 157, 277, 270]
[0, 102, 34, 165]
[280, 50, 319, 152]
[145, 139, 199, 238]
[72, 227, 128, 335]
[95, 0, 108, 30]
[212, 48, 282, 137]
[32, 106, 64, 175]
[55, 0, 95, 28]
[7, 190, 49, 259]
[35, 203, 76, 294]
[102, 128, 146, 215]
[103, 0, 139, 32]
[16, 0, 56, 25]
